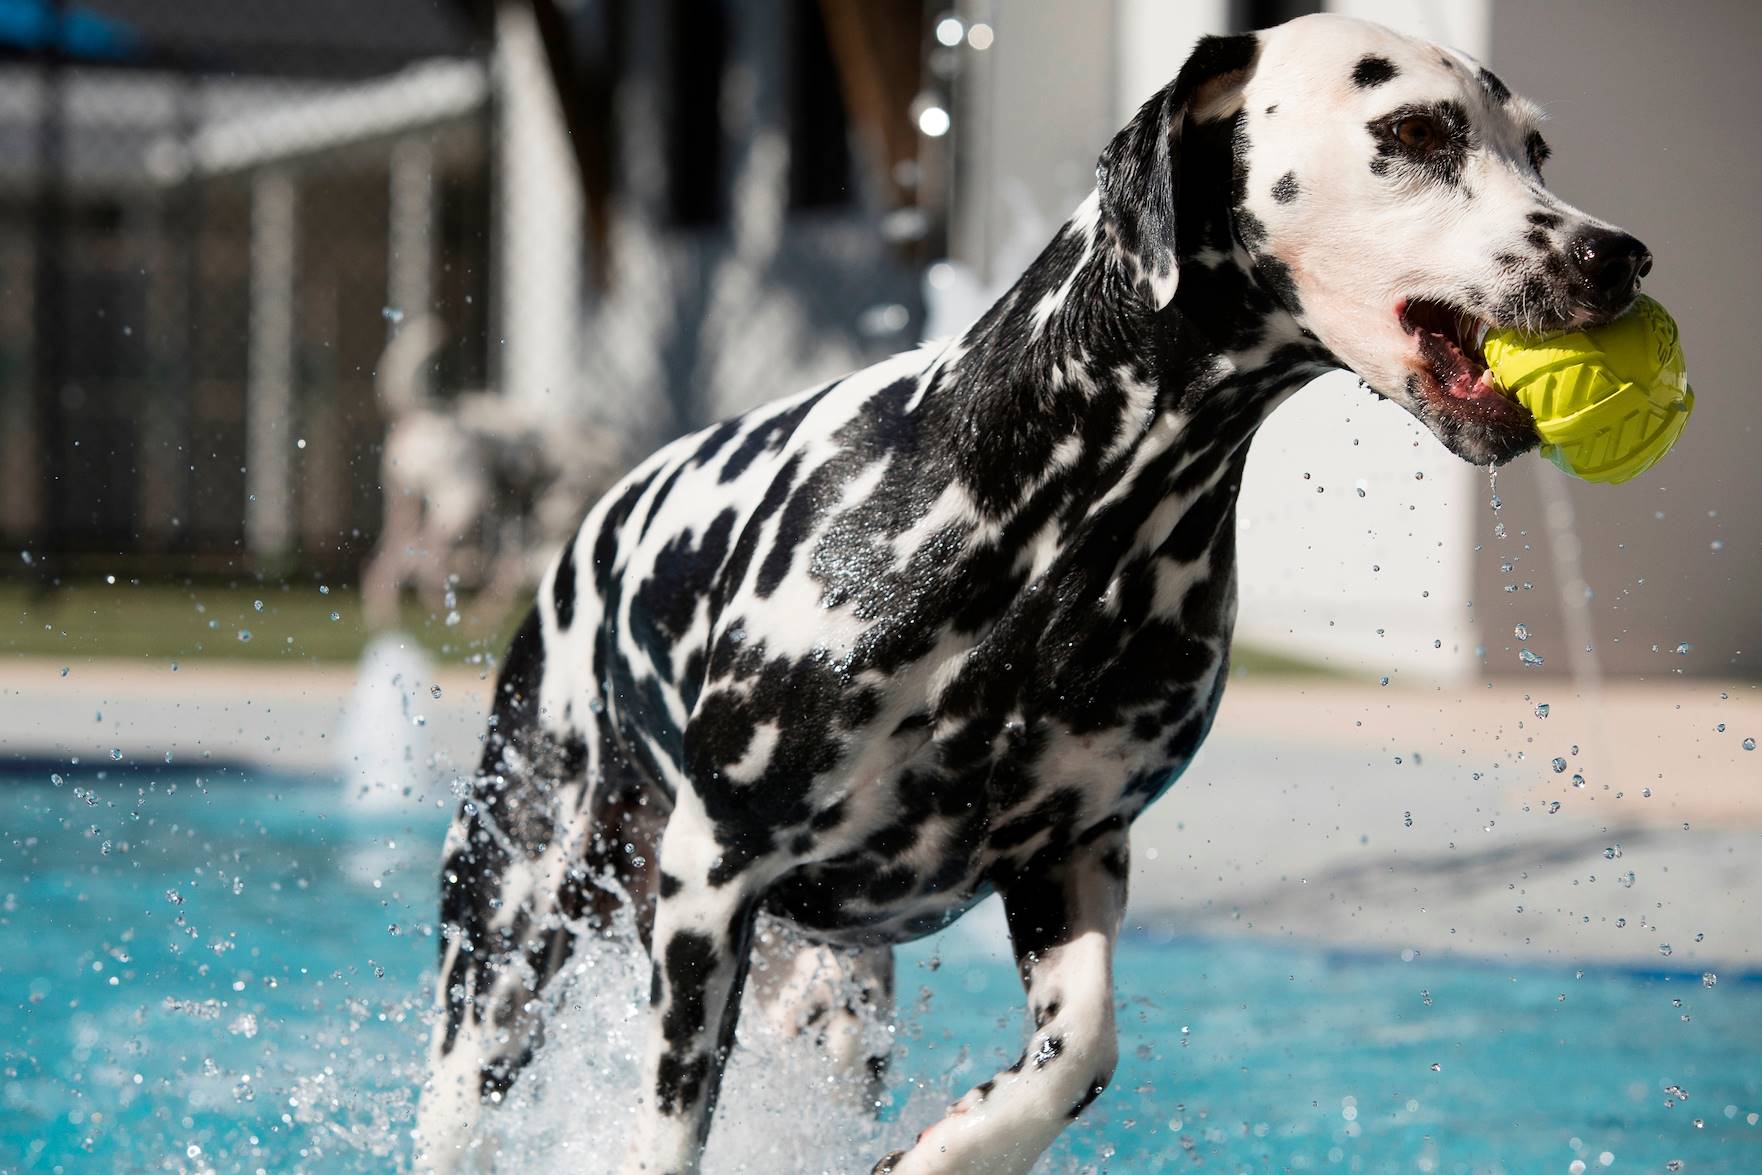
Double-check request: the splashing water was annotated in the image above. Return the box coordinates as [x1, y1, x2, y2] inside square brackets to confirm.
[475, 911, 942, 1174]
[338, 633, 437, 812]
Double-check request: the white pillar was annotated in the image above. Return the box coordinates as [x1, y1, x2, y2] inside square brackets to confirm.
[1114, 0, 1230, 121]
[388, 136, 435, 399]
[1325, 0, 1490, 58]
[493, 1, 583, 409]
[247, 169, 297, 560]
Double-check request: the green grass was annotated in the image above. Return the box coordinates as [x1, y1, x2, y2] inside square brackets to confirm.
[1227, 643, 1337, 678]
[1, 580, 1338, 677]
[0, 581, 526, 666]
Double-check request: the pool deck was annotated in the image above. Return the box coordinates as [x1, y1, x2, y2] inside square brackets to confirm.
[4, 650, 1758, 977]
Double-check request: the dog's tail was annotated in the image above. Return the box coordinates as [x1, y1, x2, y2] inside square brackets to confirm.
[375, 314, 447, 418]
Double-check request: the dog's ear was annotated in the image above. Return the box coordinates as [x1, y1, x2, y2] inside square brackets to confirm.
[1097, 33, 1260, 311]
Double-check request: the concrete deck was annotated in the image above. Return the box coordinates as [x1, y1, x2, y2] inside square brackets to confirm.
[3, 651, 1757, 975]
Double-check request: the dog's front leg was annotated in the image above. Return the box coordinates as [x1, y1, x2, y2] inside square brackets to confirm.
[622, 795, 765, 1175]
[874, 825, 1129, 1175]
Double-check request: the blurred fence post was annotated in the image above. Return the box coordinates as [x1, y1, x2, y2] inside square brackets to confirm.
[388, 136, 435, 393]
[246, 169, 298, 563]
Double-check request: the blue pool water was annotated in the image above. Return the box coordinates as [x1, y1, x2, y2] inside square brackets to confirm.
[2, 762, 1757, 1173]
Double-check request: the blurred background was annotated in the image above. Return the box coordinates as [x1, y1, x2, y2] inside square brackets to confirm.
[0, 0, 1755, 682]
[0, 1, 1757, 1172]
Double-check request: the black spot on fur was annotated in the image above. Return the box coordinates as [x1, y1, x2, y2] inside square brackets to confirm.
[658, 871, 683, 899]
[1271, 171, 1298, 204]
[551, 537, 577, 629]
[1527, 210, 1563, 229]
[1525, 130, 1551, 173]
[1254, 254, 1300, 313]
[1477, 67, 1511, 104]
[660, 931, 718, 1046]
[1235, 208, 1267, 250]
[1069, 1071, 1112, 1118]
[1352, 55, 1397, 89]
[655, 1050, 710, 1115]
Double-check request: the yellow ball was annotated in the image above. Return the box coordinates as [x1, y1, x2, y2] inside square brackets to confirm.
[1482, 294, 1694, 484]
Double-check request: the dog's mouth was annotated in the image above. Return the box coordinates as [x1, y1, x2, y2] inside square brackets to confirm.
[1396, 297, 1537, 464]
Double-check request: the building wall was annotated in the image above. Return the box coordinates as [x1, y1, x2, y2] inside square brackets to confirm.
[1473, 0, 1761, 680]
[946, 1, 1754, 682]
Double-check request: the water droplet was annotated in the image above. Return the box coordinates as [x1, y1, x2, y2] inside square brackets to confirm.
[1547, 800, 1561, 814]
[1518, 649, 1544, 667]
[329, 611, 341, 622]
[1617, 870, 1636, 888]
[237, 629, 252, 642]
[319, 584, 330, 596]
[1403, 811, 1413, 827]
[1550, 757, 1566, 773]
[1535, 703, 1550, 718]
[1604, 844, 1622, 859]
[59, 666, 69, 677]
[1716, 723, 1725, 732]
[1379, 675, 1390, 686]
[1676, 642, 1692, 655]
[430, 685, 443, 699]
[445, 610, 461, 627]
[1514, 623, 1531, 641]
[1701, 971, 1717, 988]
[1744, 738, 1756, 752]
[252, 599, 263, 612]
[109, 748, 122, 761]
[1658, 943, 1673, 957]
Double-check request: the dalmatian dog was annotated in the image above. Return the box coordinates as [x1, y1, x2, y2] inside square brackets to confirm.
[417, 13, 1651, 1173]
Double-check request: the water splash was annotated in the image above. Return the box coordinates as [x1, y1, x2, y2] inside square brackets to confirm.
[338, 633, 436, 812]
[473, 909, 959, 1174]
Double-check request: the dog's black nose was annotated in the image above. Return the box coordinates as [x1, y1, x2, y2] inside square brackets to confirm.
[1569, 229, 1652, 309]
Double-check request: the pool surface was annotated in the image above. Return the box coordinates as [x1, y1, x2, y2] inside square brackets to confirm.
[2, 762, 1757, 1172]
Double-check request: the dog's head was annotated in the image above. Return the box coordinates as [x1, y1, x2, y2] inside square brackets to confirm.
[1100, 14, 1653, 466]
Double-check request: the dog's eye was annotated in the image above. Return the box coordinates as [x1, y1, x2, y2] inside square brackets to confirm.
[1394, 115, 1440, 151]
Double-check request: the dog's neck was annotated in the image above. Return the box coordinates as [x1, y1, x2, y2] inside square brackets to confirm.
[933, 170, 1331, 520]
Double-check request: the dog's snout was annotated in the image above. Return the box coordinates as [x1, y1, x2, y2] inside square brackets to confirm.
[1569, 229, 1652, 310]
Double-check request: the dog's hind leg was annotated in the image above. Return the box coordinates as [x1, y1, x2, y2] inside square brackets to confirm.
[415, 607, 664, 1171]
[872, 823, 1129, 1175]
[751, 929, 895, 1113]
[621, 793, 772, 1175]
